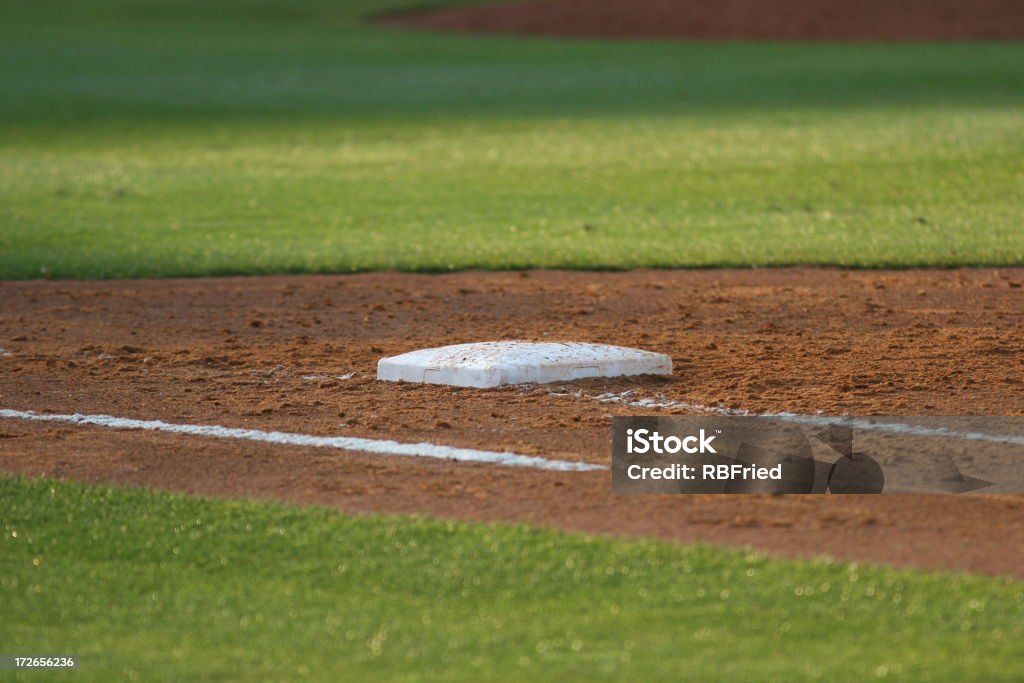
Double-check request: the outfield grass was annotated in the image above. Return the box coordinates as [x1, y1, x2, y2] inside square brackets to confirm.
[1, 0, 1022, 278]
[1, 476, 1021, 682]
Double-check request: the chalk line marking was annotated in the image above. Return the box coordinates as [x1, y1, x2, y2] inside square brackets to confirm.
[0, 409, 604, 473]
[767, 414, 1024, 447]
[587, 390, 754, 416]
[554, 390, 1024, 447]
[4, 397, 1021, 477]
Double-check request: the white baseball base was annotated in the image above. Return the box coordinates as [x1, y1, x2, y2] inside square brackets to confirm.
[377, 341, 672, 388]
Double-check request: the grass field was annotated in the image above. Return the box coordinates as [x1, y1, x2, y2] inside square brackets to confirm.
[1, 475, 1021, 682]
[1, 0, 1023, 278]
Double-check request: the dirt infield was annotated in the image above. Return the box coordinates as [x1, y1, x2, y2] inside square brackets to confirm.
[2, 268, 1023, 576]
[381, 0, 1024, 41]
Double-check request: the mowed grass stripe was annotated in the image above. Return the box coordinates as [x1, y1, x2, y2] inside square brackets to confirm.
[0, 1, 1022, 278]
[1, 475, 1021, 682]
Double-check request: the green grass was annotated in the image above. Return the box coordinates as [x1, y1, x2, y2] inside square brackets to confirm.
[1, 476, 1021, 682]
[1, 0, 1023, 277]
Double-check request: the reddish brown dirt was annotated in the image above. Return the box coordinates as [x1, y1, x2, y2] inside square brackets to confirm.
[381, 0, 1024, 41]
[2, 268, 1024, 577]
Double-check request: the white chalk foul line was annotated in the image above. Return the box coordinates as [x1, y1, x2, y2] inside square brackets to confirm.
[569, 391, 1024, 447]
[0, 409, 605, 473]
[768, 413, 1024, 447]
[5, 400, 1021, 476]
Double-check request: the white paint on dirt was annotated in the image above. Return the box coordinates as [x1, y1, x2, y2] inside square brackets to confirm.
[303, 373, 357, 381]
[0, 408, 604, 472]
[378, 341, 671, 388]
[560, 390, 1024, 447]
[768, 413, 1024, 447]
[583, 389, 756, 415]
[4, 392, 1019, 479]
